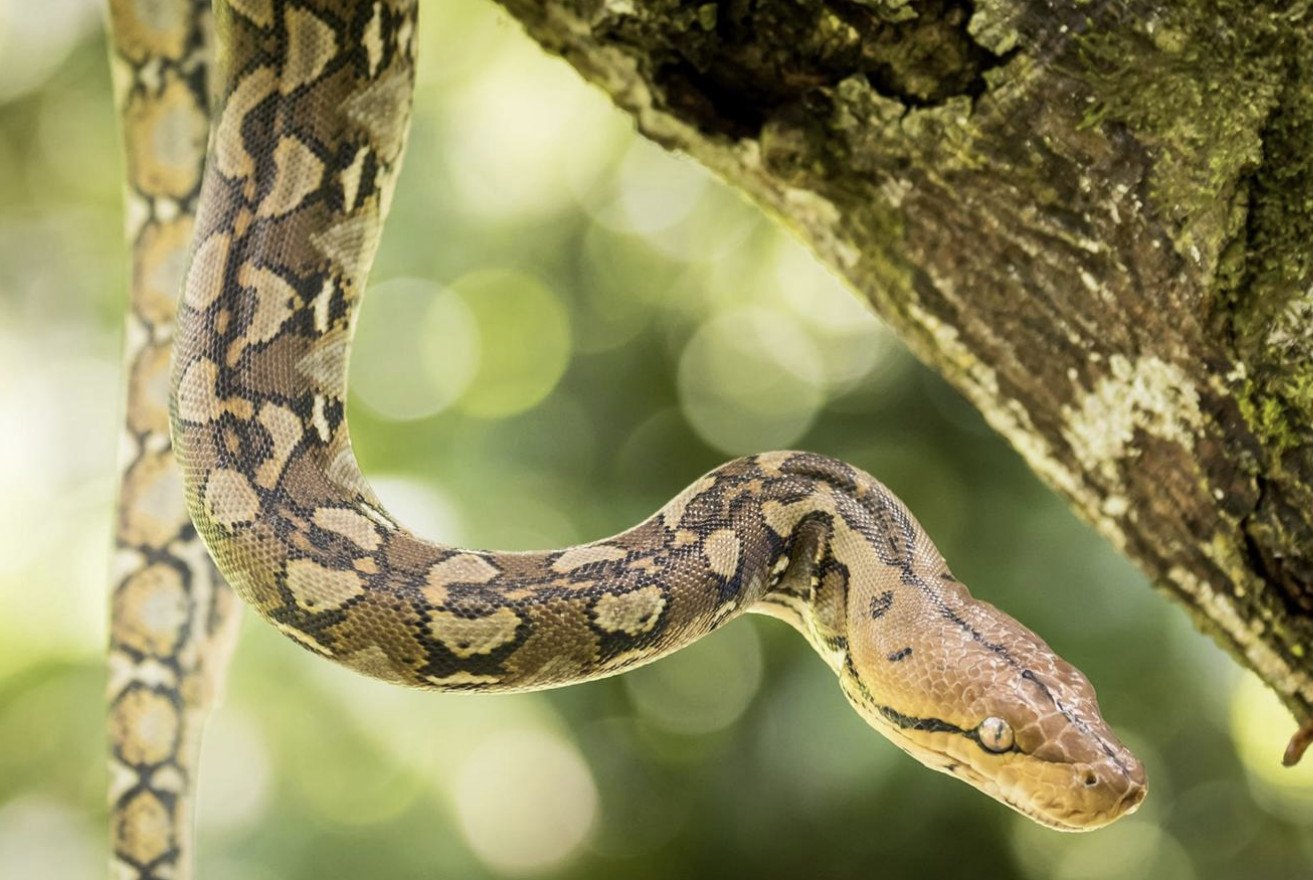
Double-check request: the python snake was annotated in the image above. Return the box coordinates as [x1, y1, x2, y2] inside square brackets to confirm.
[107, 0, 1146, 876]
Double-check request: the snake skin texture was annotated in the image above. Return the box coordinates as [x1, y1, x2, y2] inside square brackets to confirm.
[106, 2, 243, 878]
[109, 0, 1147, 876]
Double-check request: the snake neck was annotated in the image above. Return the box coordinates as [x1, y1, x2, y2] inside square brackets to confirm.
[750, 513, 851, 673]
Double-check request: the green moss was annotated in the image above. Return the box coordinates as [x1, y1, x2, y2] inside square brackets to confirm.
[1234, 372, 1313, 458]
[1071, 4, 1313, 466]
[1259, 395, 1297, 453]
[849, 0, 917, 22]
[967, 0, 1022, 54]
[1074, 3, 1293, 273]
[1231, 70, 1313, 347]
[1238, 63, 1313, 466]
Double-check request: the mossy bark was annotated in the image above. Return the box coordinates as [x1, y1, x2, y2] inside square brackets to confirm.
[491, 0, 1313, 728]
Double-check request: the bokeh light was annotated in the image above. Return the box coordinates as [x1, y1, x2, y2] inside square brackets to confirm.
[444, 47, 626, 221]
[677, 306, 825, 454]
[1050, 819, 1194, 880]
[1230, 671, 1313, 821]
[0, 0, 101, 102]
[449, 269, 571, 419]
[753, 645, 899, 808]
[1009, 813, 1195, 880]
[0, 797, 99, 879]
[351, 277, 480, 422]
[624, 619, 764, 736]
[768, 238, 898, 389]
[453, 728, 598, 875]
[366, 474, 465, 543]
[195, 709, 274, 837]
[591, 139, 710, 238]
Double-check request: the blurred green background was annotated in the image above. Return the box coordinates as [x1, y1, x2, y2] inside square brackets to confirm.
[3, 1, 1313, 877]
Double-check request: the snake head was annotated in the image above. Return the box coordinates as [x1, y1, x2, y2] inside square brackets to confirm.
[961, 655, 1148, 831]
[835, 545, 1146, 830]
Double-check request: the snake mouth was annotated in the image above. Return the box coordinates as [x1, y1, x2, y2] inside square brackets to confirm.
[1014, 781, 1147, 832]
[993, 763, 1148, 832]
[932, 749, 1147, 831]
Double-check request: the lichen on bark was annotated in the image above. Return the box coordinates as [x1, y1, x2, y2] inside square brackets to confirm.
[492, 0, 1313, 725]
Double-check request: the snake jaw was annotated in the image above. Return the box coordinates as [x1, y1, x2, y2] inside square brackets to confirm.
[881, 726, 1146, 831]
[989, 750, 1147, 831]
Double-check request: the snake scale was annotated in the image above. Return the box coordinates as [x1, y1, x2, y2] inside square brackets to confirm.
[106, 2, 243, 876]
[107, 0, 1146, 876]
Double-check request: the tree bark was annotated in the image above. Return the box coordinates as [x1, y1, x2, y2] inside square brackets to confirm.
[486, 0, 1313, 727]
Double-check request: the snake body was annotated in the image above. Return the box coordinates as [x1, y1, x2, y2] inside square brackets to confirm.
[106, 2, 243, 877]
[110, 0, 1145, 876]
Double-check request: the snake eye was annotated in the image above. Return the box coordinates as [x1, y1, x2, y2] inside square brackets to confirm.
[977, 716, 1014, 753]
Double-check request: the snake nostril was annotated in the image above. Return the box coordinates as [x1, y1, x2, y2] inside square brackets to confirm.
[1083, 771, 1098, 788]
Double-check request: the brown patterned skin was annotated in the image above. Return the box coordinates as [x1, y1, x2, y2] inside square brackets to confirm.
[106, 2, 243, 879]
[103, 1, 1146, 874]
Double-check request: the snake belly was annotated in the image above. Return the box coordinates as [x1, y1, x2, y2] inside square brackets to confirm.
[162, 0, 1147, 855]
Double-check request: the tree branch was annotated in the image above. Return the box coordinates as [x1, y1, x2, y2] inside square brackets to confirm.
[489, 0, 1313, 726]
